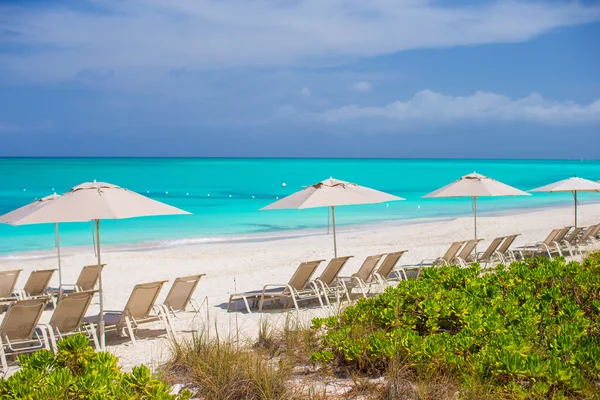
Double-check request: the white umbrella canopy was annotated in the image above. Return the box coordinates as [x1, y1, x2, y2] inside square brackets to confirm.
[0, 193, 66, 295]
[262, 177, 404, 257]
[1, 181, 191, 350]
[530, 177, 600, 227]
[423, 172, 530, 241]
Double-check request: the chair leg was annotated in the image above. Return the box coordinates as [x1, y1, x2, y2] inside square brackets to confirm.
[124, 317, 137, 345]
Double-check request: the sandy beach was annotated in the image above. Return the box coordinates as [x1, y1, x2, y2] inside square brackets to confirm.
[1, 202, 599, 375]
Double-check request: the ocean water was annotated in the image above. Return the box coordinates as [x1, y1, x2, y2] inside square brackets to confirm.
[1, 158, 599, 256]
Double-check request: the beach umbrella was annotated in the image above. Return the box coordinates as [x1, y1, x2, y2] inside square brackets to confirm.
[0, 181, 191, 349]
[261, 177, 404, 257]
[530, 177, 600, 227]
[423, 172, 530, 242]
[0, 193, 67, 296]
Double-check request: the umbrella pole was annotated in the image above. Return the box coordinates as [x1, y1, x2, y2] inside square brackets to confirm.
[331, 206, 337, 258]
[472, 197, 478, 252]
[55, 223, 63, 300]
[573, 191, 578, 228]
[96, 219, 105, 350]
[327, 207, 330, 235]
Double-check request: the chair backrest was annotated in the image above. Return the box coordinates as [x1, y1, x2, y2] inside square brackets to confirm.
[0, 269, 22, 299]
[441, 242, 465, 264]
[457, 239, 482, 261]
[286, 260, 324, 292]
[317, 256, 353, 286]
[0, 298, 48, 341]
[163, 274, 205, 312]
[49, 290, 96, 334]
[542, 229, 562, 246]
[353, 254, 385, 283]
[554, 226, 573, 244]
[478, 237, 505, 261]
[120, 280, 168, 323]
[75, 264, 104, 291]
[23, 269, 56, 297]
[376, 251, 408, 279]
[578, 224, 600, 244]
[564, 228, 583, 244]
[497, 234, 520, 254]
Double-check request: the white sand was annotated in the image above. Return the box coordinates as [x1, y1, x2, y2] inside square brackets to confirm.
[1, 203, 599, 374]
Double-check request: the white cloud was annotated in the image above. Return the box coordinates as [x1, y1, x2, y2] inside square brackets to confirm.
[351, 82, 372, 92]
[319, 90, 600, 124]
[300, 86, 311, 98]
[1, 0, 599, 82]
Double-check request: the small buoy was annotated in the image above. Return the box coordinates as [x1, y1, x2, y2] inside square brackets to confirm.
[23, 189, 26, 192]
[276, 197, 279, 199]
[229, 195, 232, 198]
[165, 191, 169, 195]
[146, 190, 149, 193]
[281, 182, 287, 187]
[252, 195, 255, 199]
[418, 205, 421, 209]
[207, 194, 210, 197]
[186, 192, 189, 196]
[51, 188, 55, 191]
[385, 204, 389, 207]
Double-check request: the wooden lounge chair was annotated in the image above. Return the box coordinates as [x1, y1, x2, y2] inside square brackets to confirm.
[454, 239, 483, 267]
[311, 256, 353, 305]
[338, 254, 386, 299]
[227, 260, 325, 313]
[0, 270, 22, 306]
[83, 280, 171, 345]
[547, 226, 573, 258]
[516, 228, 562, 259]
[373, 250, 409, 290]
[496, 234, 520, 263]
[468, 237, 505, 269]
[158, 274, 206, 321]
[49, 264, 105, 298]
[39, 290, 99, 353]
[420, 241, 465, 268]
[0, 298, 49, 372]
[15, 269, 56, 307]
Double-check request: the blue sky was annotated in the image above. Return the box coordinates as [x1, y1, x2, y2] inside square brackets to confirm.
[0, 0, 599, 158]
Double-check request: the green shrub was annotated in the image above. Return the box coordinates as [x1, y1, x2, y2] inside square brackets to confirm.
[312, 254, 600, 398]
[0, 334, 192, 400]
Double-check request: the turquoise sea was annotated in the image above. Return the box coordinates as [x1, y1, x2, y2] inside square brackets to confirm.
[1, 158, 599, 256]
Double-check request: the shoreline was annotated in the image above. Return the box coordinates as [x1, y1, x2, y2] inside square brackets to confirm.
[1, 199, 597, 262]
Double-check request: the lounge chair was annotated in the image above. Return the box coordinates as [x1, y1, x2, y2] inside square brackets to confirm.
[158, 274, 206, 321]
[571, 224, 600, 256]
[547, 226, 573, 258]
[373, 250, 409, 290]
[227, 260, 325, 313]
[0, 298, 49, 372]
[257, 260, 326, 312]
[15, 269, 56, 307]
[39, 290, 99, 353]
[0, 270, 22, 306]
[83, 280, 171, 345]
[516, 228, 562, 259]
[556, 227, 584, 258]
[496, 234, 520, 263]
[468, 237, 505, 268]
[311, 256, 353, 305]
[49, 264, 104, 298]
[454, 239, 483, 267]
[338, 254, 386, 299]
[420, 241, 465, 268]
